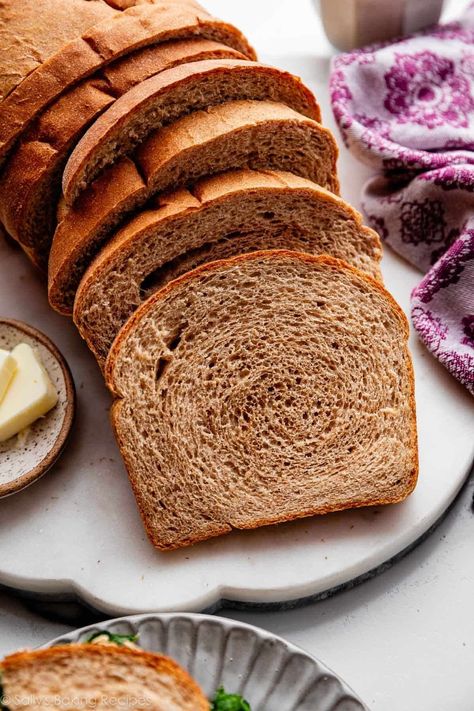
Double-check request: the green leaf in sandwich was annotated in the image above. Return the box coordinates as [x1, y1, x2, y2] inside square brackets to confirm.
[86, 630, 139, 646]
[212, 686, 251, 710]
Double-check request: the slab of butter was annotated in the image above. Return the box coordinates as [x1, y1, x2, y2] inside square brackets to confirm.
[0, 343, 58, 443]
[0, 349, 16, 404]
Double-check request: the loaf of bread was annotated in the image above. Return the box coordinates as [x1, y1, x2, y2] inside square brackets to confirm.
[0, 40, 246, 269]
[105, 249, 417, 550]
[0, 3, 255, 164]
[62, 59, 321, 204]
[1, 644, 209, 710]
[71, 169, 381, 364]
[0, 0, 419, 551]
[49, 100, 338, 306]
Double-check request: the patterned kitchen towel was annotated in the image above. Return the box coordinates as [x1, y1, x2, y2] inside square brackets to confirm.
[330, 2, 474, 394]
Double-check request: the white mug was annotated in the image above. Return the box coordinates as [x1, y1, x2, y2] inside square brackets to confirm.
[317, 0, 445, 51]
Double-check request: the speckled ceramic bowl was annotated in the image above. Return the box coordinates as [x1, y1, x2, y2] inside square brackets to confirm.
[47, 613, 368, 710]
[0, 319, 75, 498]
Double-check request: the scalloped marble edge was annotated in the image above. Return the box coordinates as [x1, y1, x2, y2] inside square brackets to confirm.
[44, 613, 369, 710]
[1, 454, 472, 618]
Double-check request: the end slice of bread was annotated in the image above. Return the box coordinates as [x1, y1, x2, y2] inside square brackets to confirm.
[0, 0, 116, 102]
[1, 644, 209, 710]
[105, 249, 418, 551]
[0, 4, 255, 165]
[62, 59, 321, 204]
[0, 39, 246, 270]
[70, 168, 381, 364]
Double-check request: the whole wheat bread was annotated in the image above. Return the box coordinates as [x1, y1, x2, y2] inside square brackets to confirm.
[1, 644, 209, 710]
[0, 40, 246, 270]
[105, 249, 417, 551]
[50, 99, 338, 297]
[0, 3, 255, 165]
[71, 169, 381, 363]
[62, 59, 321, 204]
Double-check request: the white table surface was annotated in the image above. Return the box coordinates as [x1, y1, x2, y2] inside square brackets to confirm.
[1, 1, 472, 709]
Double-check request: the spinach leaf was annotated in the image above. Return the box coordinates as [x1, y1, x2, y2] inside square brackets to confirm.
[211, 686, 251, 710]
[86, 631, 139, 645]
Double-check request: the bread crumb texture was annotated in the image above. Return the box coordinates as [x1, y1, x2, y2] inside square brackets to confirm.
[73, 169, 380, 362]
[107, 250, 417, 550]
[1, 644, 208, 709]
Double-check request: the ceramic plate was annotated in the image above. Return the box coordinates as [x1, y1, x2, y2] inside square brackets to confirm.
[0, 319, 75, 498]
[0, 72, 472, 617]
[46, 613, 368, 710]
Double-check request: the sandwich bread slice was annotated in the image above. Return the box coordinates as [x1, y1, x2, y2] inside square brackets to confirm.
[105, 249, 417, 550]
[0, 644, 209, 710]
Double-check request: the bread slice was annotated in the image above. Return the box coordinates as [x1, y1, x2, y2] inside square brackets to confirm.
[0, 3, 255, 165]
[62, 59, 321, 204]
[70, 169, 381, 364]
[105, 249, 417, 551]
[1, 644, 209, 710]
[0, 40, 246, 270]
[49, 100, 338, 299]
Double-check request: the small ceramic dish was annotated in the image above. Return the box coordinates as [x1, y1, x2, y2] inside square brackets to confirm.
[0, 319, 75, 498]
[47, 612, 368, 710]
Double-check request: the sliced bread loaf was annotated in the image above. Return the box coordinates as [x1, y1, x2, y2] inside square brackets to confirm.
[0, 40, 246, 270]
[105, 249, 417, 551]
[49, 99, 338, 295]
[1, 644, 209, 710]
[62, 59, 321, 204]
[71, 169, 381, 364]
[0, 4, 255, 165]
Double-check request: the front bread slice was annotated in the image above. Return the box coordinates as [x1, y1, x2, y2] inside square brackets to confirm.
[105, 250, 418, 551]
[72, 169, 381, 364]
[1, 644, 209, 710]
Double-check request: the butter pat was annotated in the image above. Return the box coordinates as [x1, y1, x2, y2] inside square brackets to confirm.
[0, 349, 16, 404]
[0, 343, 58, 443]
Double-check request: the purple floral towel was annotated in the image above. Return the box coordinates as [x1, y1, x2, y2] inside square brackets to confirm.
[330, 3, 474, 394]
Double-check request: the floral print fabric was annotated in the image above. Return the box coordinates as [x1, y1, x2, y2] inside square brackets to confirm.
[330, 4, 474, 394]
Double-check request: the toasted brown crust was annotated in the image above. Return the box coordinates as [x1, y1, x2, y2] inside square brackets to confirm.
[1, 644, 209, 709]
[0, 4, 256, 164]
[51, 168, 379, 317]
[0, 0, 116, 101]
[0, 39, 246, 269]
[49, 158, 148, 311]
[62, 59, 321, 204]
[105, 250, 418, 550]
